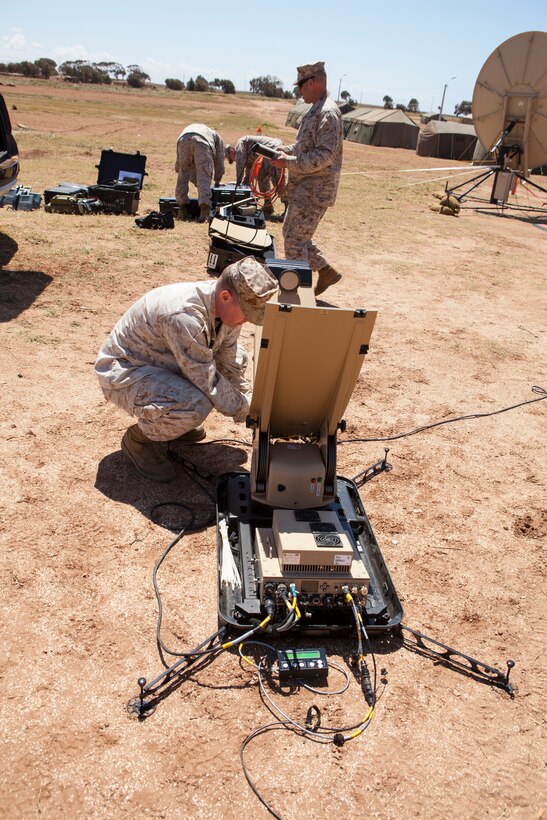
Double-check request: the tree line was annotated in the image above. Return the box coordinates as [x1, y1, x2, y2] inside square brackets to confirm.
[0, 57, 150, 87]
[0, 58, 297, 97]
[382, 94, 472, 116]
[4, 59, 474, 111]
[382, 95, 420, 112]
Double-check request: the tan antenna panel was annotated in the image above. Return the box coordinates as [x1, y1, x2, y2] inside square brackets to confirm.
[250, 302, 376, 438]
[249, 301, 376, 508]
[472, 30, 547, 173]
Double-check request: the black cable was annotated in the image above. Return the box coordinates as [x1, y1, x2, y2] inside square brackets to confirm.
[149, 457, 216, 663]
[240, 722, 292, 819]
[339, 385, 546, 443]
[149, 508, 195, 662]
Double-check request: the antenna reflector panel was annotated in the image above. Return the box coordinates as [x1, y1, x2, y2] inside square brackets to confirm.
[472, 31, 547, 172]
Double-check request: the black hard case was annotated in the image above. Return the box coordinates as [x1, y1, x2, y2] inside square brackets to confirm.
[43, 183, 89, 205]
[207, 234, 276, 274]
[95, 149, 147, 188]
[87, 183, 139, 215]
[217, 473, 403, 635]
[89, 150, 147, 214]
[211, 184, 254, 208]
[158, 197, 200, 218]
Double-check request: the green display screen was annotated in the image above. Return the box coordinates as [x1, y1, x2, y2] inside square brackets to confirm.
[284, 650, 321, 660]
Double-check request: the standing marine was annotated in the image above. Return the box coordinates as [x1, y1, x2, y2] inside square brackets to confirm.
[175, 123, 225, 223]
[271, 61, 344, 296]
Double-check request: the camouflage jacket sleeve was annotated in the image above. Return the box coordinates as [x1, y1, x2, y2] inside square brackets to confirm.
[214, 132, 225, 184]
[235, 142, 248, 183]
[163, 313, 247, 418]
[293, 97, 342, 175]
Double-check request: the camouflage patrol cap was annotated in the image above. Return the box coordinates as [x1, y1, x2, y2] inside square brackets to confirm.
[227, 256, 278, 325]
[294, 61, 325, 86]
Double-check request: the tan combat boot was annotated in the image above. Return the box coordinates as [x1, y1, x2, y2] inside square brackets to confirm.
[121, 424, 177, 482]
[197, 204, 211, 223]
[315, 264, 342, 296]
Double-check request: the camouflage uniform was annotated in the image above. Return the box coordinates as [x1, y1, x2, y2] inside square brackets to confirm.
[233, 135, 283, 193]
[280, 93, 343, 269]
[175, 123, 225, 207]
[95, 280, 250, 441]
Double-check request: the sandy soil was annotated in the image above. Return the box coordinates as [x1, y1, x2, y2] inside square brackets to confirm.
[0, 80, 546, 819]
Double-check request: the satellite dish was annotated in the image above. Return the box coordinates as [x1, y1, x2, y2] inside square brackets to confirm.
[472, 31, 547, 174]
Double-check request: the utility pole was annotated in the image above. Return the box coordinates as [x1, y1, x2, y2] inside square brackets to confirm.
[438, 76, 456, 119]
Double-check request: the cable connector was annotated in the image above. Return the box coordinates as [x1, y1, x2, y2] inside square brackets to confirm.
[360, 660, 375, 706]
[277, 583, 289, 601]
[264, 597, 275, 618]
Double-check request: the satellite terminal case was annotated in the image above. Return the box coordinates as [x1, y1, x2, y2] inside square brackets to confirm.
[217, 262, 402, 634]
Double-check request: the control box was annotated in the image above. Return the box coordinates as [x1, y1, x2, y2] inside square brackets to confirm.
[277, 647, 329, 682]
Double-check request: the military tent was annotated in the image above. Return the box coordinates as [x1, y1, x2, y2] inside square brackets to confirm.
[285, 100, 311, 128]
[416, 120, 478, 160]
[342, 107, 419, 149]
[341, 106, 374, 137]
[285, 99, 353, 129]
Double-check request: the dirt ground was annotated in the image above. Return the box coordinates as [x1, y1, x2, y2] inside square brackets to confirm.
[0, 80, 545, 819]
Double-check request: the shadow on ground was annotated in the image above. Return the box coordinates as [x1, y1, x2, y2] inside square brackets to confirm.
[95, 441, 249, 529]
[0, 267, 52, 321]
[0, 231, 18, 268]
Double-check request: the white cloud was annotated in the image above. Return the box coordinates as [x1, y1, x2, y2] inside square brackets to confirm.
[4, 31, 28, 51]
[51, 45, 116, 63]
[0, 27, 45, 61]
[0, 28, 43, 57]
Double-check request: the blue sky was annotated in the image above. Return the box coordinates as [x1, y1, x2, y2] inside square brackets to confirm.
[1, 1, 545, 114]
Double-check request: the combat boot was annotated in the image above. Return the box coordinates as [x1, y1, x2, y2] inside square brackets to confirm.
[121, 424, 177, 483]
[197, 204, 211, 223]
[315, 264, 342, 297]
[178, 203, 192, 221]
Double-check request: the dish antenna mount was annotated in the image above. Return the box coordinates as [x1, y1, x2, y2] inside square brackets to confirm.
[447, 31, 547, 211]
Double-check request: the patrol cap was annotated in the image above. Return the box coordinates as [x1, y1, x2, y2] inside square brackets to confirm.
[226, 256, 278, 325]
[294, 61, 325, 86]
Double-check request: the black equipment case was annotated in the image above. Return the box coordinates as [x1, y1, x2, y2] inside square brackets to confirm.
[158, 196, 200, 219]
[217, 473, 403, 635]
[207, 228, 276, 274]
[43, 182, 89, 205]
[88, 150, 147, 214]
[211, 183, 254, 209]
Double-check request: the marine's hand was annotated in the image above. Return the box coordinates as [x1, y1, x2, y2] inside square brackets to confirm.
[270, 155, 287, 169]
[233, 397, 250, 424]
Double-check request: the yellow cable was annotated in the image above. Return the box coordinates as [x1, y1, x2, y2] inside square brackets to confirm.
[347, 707, 374, 738]
[221, 616, 271, 649]
[238, 642, 255, 667]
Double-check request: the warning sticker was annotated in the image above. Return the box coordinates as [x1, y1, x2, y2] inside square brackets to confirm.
[333, 554, 352, 566]
[284, 553, 301, 565]
[208, 252, 219, 268]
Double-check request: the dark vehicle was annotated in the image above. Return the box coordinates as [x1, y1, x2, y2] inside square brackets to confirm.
[0, 93, 19, 199]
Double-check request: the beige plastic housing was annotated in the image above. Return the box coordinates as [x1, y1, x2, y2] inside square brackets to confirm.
[272, 509, 355, 569]
[249, 298, 376, 508]
[255, 521, 370, 600]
